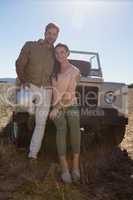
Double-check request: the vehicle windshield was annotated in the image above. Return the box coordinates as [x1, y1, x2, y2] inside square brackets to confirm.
[69, 51, 102, 77]
[69, 51, 100, 69]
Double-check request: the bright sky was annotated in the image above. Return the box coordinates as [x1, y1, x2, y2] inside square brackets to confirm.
[0, 0, 132, 84]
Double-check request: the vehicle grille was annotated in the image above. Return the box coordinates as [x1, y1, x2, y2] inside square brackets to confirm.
[76, 86, 98, 108]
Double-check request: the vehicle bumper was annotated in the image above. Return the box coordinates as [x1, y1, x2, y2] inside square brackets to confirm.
[79, 107, 128, 126]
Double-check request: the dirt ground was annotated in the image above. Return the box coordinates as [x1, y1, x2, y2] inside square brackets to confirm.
[0, 84, 133, 200]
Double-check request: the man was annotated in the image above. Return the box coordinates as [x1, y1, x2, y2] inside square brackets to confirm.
[16, 23, 59, 159]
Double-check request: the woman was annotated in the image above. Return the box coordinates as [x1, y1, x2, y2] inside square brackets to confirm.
[49, 43, 81, 183]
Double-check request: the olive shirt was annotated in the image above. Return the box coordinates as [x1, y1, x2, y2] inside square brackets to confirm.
[16, 40, 54, 87]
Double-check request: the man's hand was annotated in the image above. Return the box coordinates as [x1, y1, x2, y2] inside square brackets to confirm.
[49, 107, 59, 120]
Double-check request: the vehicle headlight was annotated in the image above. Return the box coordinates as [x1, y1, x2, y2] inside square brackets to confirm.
[104, 91, 116, 104]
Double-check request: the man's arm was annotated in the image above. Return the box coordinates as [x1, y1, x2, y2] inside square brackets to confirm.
[15, 42, 31, 84]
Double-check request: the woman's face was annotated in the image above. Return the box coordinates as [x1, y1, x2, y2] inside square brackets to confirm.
[55, 46, 69, 64]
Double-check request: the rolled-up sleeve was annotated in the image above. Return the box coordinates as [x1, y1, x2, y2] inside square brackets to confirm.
[15, 42, 31, 83]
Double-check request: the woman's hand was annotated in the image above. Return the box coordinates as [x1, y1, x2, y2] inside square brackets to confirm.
[49, 107, 59, 120]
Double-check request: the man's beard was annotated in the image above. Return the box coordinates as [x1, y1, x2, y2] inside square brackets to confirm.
[47, 38, 56, 45]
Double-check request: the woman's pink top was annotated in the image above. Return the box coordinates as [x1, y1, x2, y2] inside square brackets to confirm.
[52, 65, 80, 108]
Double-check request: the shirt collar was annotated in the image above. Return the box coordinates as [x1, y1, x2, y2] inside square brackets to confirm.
[38, 39, 54, 50]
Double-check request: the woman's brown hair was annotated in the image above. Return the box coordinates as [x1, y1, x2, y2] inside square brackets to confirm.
[52, 43, 70, 80]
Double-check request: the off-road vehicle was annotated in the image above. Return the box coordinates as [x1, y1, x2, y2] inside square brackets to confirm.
[9, 50, 128, 153]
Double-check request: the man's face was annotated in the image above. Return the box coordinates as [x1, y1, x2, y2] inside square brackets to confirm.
[45, 27, 58, 45]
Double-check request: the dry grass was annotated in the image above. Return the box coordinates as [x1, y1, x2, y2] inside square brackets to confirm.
[0, 83, 85, 200]
[0, 83, 13, 131]
[0, 141, 84, 200]
[0, 83, 133, 200]
[121, 89, 133, 157]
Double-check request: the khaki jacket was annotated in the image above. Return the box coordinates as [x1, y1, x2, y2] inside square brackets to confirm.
[16, 40, 54, 87]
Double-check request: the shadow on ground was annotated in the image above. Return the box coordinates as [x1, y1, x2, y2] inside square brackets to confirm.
[0, 121, 133, 200]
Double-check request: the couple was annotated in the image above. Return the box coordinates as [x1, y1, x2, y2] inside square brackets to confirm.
[16, 23, 81, 183]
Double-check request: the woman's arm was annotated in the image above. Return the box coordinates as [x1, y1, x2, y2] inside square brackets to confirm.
[51, 77, 69, 109]
[51, 78, 62, 109]
[49, 77, 63, 120]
